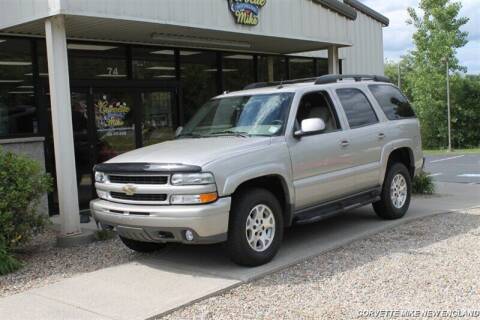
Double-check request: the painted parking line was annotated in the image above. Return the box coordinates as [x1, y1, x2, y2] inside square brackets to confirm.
[430, 155, 465, 163]
[457, 174, 480, 178]
[428, 173, 443, 177]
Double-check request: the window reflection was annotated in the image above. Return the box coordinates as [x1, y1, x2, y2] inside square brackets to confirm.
[68, 43, 127, 80]
[0, 38, 37, 136]
[142, 91, 175, 146]
[258, 56, 287, 82]
[289, 57, 315, 79]
[223, 54, 254, 92]
[181, 50, 218, 122]
[133, 48, 175, 80]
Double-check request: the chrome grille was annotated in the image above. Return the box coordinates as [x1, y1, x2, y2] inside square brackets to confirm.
[110, 192, 168, 202]
[108, 175, 168, 185]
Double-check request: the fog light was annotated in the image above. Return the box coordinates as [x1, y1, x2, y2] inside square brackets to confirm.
[185, 230, 194, 241]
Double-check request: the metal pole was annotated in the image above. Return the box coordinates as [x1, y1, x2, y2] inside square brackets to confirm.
[446, 60, 452, 152]
[397, 62, 401, 89]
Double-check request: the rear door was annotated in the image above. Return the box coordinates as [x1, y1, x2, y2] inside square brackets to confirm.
[333, 87, 386, 190]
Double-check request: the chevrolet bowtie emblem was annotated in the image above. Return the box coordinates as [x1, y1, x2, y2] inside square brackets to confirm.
[122, 185, 137, 196]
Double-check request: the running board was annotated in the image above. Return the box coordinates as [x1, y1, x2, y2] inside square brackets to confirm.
[294, 187, 381, 225]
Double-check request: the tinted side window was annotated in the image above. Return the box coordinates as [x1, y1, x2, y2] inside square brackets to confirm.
[336, 88, 378, 129]
[369, 85, 416, 120]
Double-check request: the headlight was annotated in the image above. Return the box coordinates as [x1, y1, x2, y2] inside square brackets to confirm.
[95, 171, 106, 183]
[170, 193, 218, 205]
[171, 173, 215, 185]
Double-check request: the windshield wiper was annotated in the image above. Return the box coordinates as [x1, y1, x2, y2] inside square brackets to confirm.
[177, 133, 204, 139]
[210, 130, 249, 138]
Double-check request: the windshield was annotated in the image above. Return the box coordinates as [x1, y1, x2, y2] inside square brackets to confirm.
[179, 93, 294, 138]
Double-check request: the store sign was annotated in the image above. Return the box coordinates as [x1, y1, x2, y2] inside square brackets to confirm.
[228, 0, 267, 26]
[95, 96, 131, 130]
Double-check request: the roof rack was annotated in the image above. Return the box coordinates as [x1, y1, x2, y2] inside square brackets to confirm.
[243, 77, 318, 90]
[314, 74, 391, 85]
[243, 74, 391, 90]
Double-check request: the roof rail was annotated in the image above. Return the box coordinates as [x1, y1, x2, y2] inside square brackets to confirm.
[243, 74, 391, 90]
[314, 74, 391, 85]
[243, 77, 318, 90]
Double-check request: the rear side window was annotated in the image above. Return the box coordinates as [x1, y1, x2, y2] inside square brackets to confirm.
[369, 85, 416, 120]
[336, 88, 379, 129]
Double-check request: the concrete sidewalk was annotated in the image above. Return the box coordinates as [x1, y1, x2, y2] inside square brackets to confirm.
[1, 182, 479, 320]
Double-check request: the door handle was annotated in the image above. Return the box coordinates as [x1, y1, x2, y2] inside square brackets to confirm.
[340, 140, 350, 148]
[378, 133, 386, 140]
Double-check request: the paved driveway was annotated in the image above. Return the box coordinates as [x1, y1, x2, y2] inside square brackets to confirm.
[425, 153, 480, 184]
[1, 182, 480, 320]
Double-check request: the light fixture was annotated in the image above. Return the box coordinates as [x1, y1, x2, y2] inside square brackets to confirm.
[150, 50, 201, 56]
[96, 74, 127, 78]
[17, 85, 34, 89]
[0, 61, 32, 66]
[0, 80, 23, 83]
[224, 54, 253, 60]
[153, 75, 176, 79]
[151, 33, 251, 49]
[67, 44, 117, 51]
[8, 91, 34, 94]
[146, 66, 175, 71]
[0, 40, 6, 43]
[24, 73, 48, 77]
[204, 68, 238, 73]
[289, 58, 313, 63]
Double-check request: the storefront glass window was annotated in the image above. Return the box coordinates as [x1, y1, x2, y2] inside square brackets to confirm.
[257, 56, 287, 82]
[132, 47, 176, 80]
[180, 50, 218, 122]
[0, 38, 38, 137]
[68, 43, 127, 80]
[289, 57, 315, 79]
[223, 54, 255, 92]
[317, 58, 329, 76]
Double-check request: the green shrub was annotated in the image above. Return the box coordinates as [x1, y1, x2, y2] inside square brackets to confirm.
[412, 171, 435, 195]
[0, 147, 52, 275]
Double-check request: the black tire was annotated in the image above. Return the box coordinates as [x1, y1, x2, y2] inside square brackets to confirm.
[373, 162, 412, 220]
[119, 236, 164, 253]
[227, 188, 284, 267]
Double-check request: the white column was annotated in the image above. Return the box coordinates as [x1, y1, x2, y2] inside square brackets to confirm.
[328, 46, 340, 75]
[45, 15, 81, 236]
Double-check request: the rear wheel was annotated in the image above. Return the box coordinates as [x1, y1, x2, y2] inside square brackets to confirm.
[373, 163, 411, 220]
[119, 236, 164, 253]
[227, 188, 284, 267]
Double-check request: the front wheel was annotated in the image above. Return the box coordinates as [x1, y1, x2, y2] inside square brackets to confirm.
[119, 236, 164, 253]
[227, 188, 284, 267]
[373, 163, 412, 220]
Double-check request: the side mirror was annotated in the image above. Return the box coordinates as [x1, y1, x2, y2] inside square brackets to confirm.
[294, 118, 326, 138]
[175, 126, 183, 137]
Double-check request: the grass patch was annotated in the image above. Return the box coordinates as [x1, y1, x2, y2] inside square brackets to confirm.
[413, 172, 436, 195]
[0, 244, 23, 276]
[95, 229, 116, 241]
[424, 148, 480, 156]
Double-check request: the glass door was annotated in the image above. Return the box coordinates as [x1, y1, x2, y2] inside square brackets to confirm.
[92, 90, 136, 164]
[71, 90, 95, 210]
[140, 89, 176, 146]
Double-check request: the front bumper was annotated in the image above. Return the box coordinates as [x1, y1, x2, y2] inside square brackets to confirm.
[90, 197, 231, 244]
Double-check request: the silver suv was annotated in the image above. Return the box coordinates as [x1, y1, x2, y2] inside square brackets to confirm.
[91, 75, 423, 266]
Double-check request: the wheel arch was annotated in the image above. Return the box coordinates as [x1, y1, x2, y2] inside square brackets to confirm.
[229, 174, 294, 228]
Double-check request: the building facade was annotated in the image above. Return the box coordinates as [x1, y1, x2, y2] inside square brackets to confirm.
[0, 0, 388, 233]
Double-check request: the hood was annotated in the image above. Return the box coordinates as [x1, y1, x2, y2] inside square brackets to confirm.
[107, 137, 272, 167]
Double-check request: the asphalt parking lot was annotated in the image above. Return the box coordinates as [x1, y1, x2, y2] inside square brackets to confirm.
[424, 153, 480, 184]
